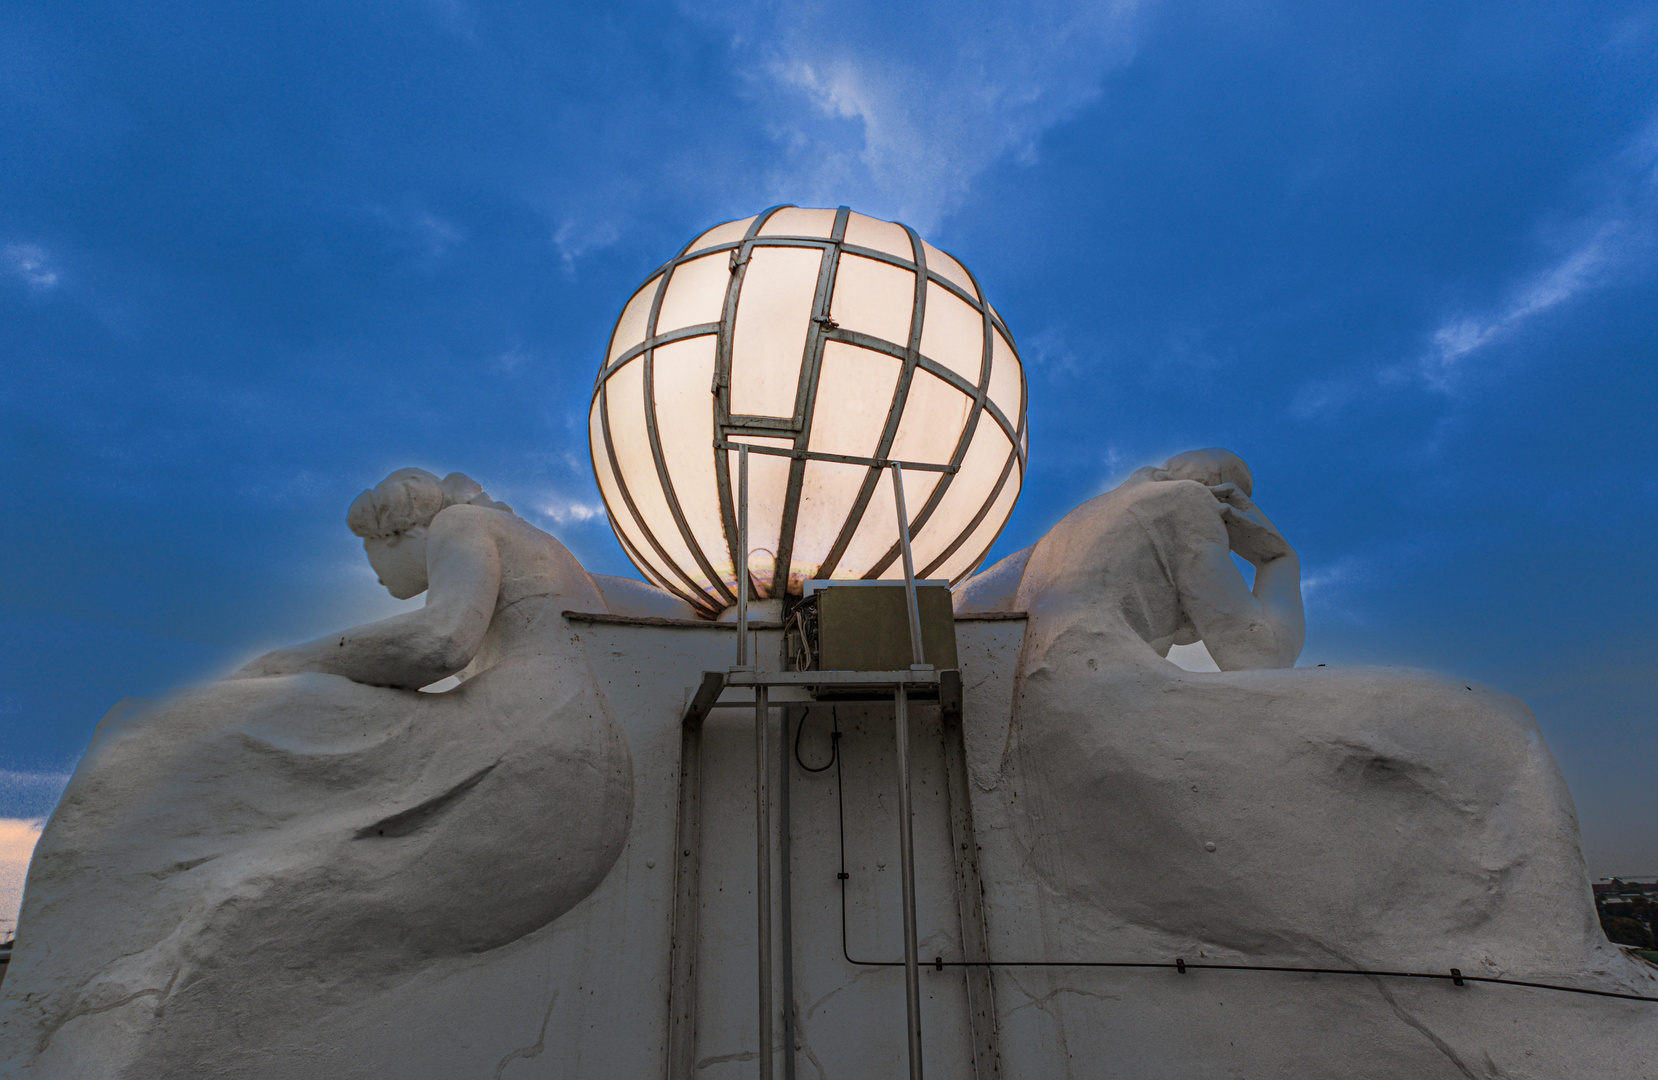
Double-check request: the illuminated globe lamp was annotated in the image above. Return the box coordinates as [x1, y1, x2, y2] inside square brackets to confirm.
[589, 205, 1027, 618]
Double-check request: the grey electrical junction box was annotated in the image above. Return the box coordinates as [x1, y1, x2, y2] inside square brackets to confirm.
[790, 580, 959, 674]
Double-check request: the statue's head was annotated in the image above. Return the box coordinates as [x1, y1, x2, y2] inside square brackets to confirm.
[347, 469, 512, 598]
[1151, 448, 1253, 496]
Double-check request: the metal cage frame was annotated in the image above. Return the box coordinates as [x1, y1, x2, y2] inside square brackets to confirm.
[590, 204, 1028, 617]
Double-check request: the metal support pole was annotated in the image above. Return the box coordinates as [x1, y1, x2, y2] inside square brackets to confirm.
[895, 459, 928, 1080]
[890, 463, 925, 667]
[779, 705, 797, 1080]
[737, 445, 751, 669]
[893, 684, 924, 1080]
[755, 684, 773, 1080]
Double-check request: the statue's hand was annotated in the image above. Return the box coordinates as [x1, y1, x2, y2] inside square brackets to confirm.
[1211, 484, 1295, 565]
[1208, 482, 1254, 510]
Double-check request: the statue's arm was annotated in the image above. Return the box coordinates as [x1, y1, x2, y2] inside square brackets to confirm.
[232, 512, 502, 689]
[1172, 485, 1305, 670]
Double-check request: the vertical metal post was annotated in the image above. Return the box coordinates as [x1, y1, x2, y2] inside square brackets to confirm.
[893, 684, 924, 1080]
[667, 699, 710, 1080]
[939, 679, 1002, 1079]
[755, 685, 773, 1080]
[737, 444, 751, 669]
[890, 463, 925, 667]
[779, 706, 797, 1080]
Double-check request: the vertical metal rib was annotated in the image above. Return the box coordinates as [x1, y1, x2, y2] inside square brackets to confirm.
[597, 379, 721, 615]
[913, 260, 1020, 579]
[814, 224, 930, 580]
[737, 444, 750, 668]
[715, 206, 791, 606]
[756, 686, 774, 1080]
[643, 236, 737, 609]
[919, 446, 1019, 580]
[893, 685, 924, 1080]
[892, 463, 925, 667]
[770, 206, 851, 598]
[865, 256, 999, 580]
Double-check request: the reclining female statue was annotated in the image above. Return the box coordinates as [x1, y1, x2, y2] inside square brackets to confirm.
[956, 449, 1654, 1073]
[0, 469, 634, 1078]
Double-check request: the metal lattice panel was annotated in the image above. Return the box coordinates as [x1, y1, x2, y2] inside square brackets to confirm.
[589, 205, 1027, 617]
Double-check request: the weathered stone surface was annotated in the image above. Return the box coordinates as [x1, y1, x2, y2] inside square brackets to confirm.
[5, 454, 1653, 1078]
[960, 450, 1658, 1078]
[0, 471, 634, 1078]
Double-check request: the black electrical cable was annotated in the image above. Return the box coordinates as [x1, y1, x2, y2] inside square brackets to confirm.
[824, 720, 1658, 1005]
[794, 707, 838, 774]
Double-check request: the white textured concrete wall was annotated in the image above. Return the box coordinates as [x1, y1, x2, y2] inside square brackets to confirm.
[213, 616, 1017, 1079]
[9, 612, 1656, 1078]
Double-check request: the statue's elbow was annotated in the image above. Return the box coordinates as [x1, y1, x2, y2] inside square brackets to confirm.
[427, 637, 477, 677]
[414, 604, 488, 677]
[398, 627, 475, 681]
[1211, 621, 1301, 671]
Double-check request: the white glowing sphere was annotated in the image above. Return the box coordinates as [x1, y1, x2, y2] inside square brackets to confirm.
[589, 206, 1027, 617]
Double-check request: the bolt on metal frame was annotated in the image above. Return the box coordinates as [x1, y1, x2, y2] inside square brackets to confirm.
[590, 205, 1029, 617]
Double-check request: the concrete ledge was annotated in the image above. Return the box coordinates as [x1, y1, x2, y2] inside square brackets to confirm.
[562, 611, 783, 629]
[564, 609, 1028, 627]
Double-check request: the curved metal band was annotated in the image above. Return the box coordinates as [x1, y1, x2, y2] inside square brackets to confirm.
[593, 208, 1029, 605]
[713, 206, 792, 603]
[643, 239, 737, 608]
[597, 378, 722, 616]
[768, 205, 851, 598]
[862, 255, 999, 579]
[919, 439, 1022, 580]
[811, 223, 931, 581]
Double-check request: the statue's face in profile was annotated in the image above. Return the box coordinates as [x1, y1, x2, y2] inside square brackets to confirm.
[364, 527, 430, 599]
[1158, 449, 1251, 496]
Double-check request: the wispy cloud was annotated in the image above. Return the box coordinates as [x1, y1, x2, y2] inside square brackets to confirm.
[1414, 110, 1658, 390]
[1091, 444, 1139, 493]
[370, 203, 467, 270]
[533, 495, 606, 528]
[1288, 376, 1363, 421]
[1418, 221, 1628, 389]
[1299, 555, 1369, 613]
[3, 243, 60, 290]
[1022, 326, 1085, 379]
[1291, 106, 1658, 419]
[494, 344, 532, 374]
[689, 0, 1151, 231]
[552, 217, 621, 274]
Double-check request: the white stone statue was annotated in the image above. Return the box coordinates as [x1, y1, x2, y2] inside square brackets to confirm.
[956, 447, 1305, 669]
[957, 448, 1656, 1073]
[0, 469, 634, 1078]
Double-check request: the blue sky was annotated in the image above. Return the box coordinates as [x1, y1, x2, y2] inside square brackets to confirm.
[1, 0, 1655, 875]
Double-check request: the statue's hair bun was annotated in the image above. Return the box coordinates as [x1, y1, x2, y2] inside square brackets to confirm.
[347, 468, 514, 539]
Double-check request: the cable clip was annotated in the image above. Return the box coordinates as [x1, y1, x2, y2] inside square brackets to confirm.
[1176, 958, 1186, 974]
[935, 957, 944, 972]
[1450, 967, 1464, 987]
